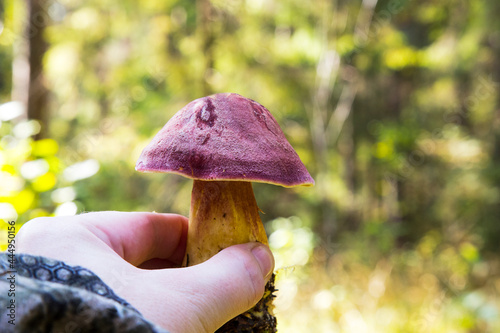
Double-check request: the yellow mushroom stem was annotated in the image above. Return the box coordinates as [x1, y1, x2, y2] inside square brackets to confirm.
[183, 180, 268, 266]
[183, 180, 277, 332]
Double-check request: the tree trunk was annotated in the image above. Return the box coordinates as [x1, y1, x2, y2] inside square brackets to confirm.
[197, 0, 214, 96]
[26, 0, 50, 139]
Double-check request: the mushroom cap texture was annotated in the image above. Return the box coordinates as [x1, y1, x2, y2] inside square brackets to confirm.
[136, 93, 314, 187]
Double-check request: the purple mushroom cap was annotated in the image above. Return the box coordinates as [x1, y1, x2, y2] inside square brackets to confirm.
[136, 93, 314, 187]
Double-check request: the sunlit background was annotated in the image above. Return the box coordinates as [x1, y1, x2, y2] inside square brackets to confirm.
[1, 0, 500, 331]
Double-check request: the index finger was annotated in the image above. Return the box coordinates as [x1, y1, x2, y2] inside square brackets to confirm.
[78, 211, 188, 267]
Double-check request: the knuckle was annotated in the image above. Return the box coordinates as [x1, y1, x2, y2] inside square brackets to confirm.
[17, 217, 51, 240]
[17, 217, 71, 250]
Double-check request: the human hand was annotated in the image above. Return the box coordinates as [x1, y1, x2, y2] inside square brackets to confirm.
[16, 211, 275, 333]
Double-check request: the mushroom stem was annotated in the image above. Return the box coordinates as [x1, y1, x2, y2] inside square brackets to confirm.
[184, 180, 268, 266]
[183, 180, 277, 332]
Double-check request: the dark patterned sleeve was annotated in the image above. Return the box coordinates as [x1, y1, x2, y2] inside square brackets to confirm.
[0, 252, 170, 333]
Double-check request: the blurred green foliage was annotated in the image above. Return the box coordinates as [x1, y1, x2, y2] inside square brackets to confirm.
[1, 0, 500, 331]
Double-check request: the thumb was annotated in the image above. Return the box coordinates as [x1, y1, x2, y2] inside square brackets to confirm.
[183, 242, 275, 332]
[132, 243, 275, 333]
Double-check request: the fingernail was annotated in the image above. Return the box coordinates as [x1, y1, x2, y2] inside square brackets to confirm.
[251, 244, 274, 280]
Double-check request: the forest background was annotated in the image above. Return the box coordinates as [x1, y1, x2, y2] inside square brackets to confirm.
[1, 0, 500, 331]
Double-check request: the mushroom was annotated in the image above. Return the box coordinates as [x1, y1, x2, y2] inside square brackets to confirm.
[136, 93, 314, 332]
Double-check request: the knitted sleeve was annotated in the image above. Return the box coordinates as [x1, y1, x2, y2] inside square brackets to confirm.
[0, 252, 169, 333]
